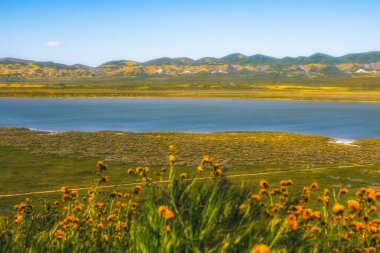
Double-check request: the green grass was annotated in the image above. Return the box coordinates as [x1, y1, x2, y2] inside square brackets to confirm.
[1, 75, 380, 101]
[1, 128, 379, 215]
[0, 150, 379, 252]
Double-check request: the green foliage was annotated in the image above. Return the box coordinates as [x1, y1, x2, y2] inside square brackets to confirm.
[0, 152, 379, 252]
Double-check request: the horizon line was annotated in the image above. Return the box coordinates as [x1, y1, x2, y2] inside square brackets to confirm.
[1, 50, 379, 68]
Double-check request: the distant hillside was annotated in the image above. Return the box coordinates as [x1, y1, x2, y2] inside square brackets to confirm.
[1, 52, 380, 81]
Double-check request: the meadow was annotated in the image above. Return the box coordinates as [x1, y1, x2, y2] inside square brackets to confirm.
[0, 139, 379, 252]
[1, 75, 380, 101]
[0, 129, 379, 251]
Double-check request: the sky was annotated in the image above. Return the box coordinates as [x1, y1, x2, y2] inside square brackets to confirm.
[0, 0, 379, 66]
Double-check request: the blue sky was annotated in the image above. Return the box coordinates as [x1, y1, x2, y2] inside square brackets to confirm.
[0, 0, 379, 66]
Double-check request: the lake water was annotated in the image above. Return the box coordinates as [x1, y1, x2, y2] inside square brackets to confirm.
[0, 98, 379, 140]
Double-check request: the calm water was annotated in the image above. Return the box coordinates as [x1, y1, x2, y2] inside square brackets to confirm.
[0, 98, 379, 140]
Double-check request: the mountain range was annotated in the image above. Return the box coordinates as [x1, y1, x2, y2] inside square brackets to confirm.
[1, 52, 380, 81]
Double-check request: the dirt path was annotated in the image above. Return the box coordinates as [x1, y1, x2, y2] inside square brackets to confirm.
[0, 164, 364, 198]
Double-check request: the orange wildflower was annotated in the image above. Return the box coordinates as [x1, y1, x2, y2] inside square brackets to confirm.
[347, 200, 360, 211]
[14, 215, 23, 224]
[259, 180, 269, 189]
[251, 244, 271, 253]
[310, 182, 318, 189]
[134, 185, 142, 194]
[179, 173, 188, 181]
[332, 203, 344, 215]
[54, 229, 65, 240]
[157, 205, 175, 220]
[60, 186, 69, 193]
[251, 194, 261, 201]
[239, 204, 248, 210]
[214, 169, 223, 176]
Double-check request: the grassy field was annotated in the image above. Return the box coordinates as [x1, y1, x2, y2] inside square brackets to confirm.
[0, 128, 379, 213]
[0, 137, 379, 251]
[1, 75, 380, 101]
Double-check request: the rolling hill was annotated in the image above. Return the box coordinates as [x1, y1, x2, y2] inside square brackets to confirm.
[1, 52, 380, 81]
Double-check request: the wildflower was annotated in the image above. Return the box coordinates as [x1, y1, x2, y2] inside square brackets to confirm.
[351, 221, 363, 231]
[61, 193, 70, 202]
[134, 185, 142, 194]
[157, 205, 175, 220]
[311, 226, 321, 232]
[179, 173, 188, 181]
[317, 196, 329, 203]
[97, 161, 108, 172]
[107, 214, 116, 221]
[332, 203, 344, 215]
[214, 169, 223, 176]
[168, 155, 176, 163]
[162, 167, 167, 172]
[13, 203, 26, 211]
[347, 200, 360, 211]
[54, 229, 65, 240]
[214, 163, 221, 169]
[71, 190, 78, 198]
[99, 176, 109, 183]
[202, 155, 212, 164]
[369, 205, 377, 213]
[323, 188, 329, 196]
[270, 188, 281, 195]
[54, 201, 59, 206]
[60, 186, 69, 193]
[312, 211, 321, 219]
[310, 182, 318, 190]
[103, 234, 109, 242]
[251, 244, 271, 253]
[169, 144, 175, 151]
[286, 214, 298, 231]
[97, 223, 105, 230]
[95, 202, 105, 209]
[136, 167, 144, 174]
[239, 204, 248, 210]
[197, 165, 203, 173]
[127, 168, 134, 174]
[284, 180, 293, 186]
[342, 234, 348, 240]
[365, 247, 377, 253]
[280, 180, 288, 186]
[259, 180, 269, 189]
[165, 225, 171, 232]
[251, 194, 261, 201]
[340, 188, 349, 194]
[369, 225, 378, 234]
[14, 215, 23, 224]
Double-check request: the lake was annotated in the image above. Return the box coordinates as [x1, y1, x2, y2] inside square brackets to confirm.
[0, 98, 379, 140]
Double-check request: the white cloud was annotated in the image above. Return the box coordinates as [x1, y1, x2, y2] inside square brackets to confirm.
[46, 41, 61, 47]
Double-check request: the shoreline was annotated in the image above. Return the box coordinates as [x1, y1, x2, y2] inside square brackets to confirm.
[1, 95, 380, 103]
[2, 127, 379, 142]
